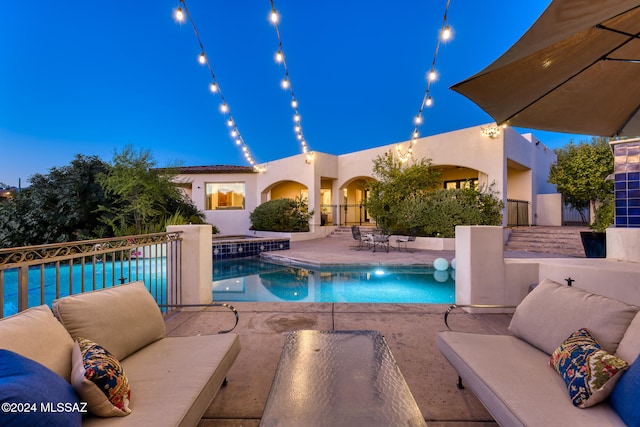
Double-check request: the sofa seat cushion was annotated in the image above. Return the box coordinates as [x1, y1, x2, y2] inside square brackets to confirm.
[82, 333, 241, 427]
[436, 331, 626, 427]
[508, 279, 639, 355]
[0, 305, 75, 381]
[53, 282, 166, 361]
[0, 349, 82, 427]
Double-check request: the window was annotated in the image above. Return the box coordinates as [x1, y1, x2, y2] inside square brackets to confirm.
[444, 179, 478, 190]
[205, 183, 245, 210]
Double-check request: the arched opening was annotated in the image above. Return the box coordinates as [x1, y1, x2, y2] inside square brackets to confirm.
[339, 177, 375, 226]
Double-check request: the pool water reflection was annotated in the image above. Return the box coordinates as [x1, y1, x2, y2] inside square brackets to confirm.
[212, 257, 454, 303]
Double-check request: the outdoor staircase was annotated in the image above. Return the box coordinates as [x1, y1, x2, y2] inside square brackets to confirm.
[504, 226, 588, 257]
[328, 225, 375, 239]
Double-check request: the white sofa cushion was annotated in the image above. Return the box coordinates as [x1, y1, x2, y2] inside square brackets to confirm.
[82, 333, 241, 427]
[616, 312, 640, 364]
[0, 305, 74, 381]
[508, 279, 639, 355]
[53, 281, 166, 361]
[436, 331, 627, 426]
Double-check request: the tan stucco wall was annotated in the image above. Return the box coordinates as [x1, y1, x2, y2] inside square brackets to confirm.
[176, 124, 557, 235]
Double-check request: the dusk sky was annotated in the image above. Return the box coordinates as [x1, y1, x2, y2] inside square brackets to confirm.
[1, 0, 588, 187]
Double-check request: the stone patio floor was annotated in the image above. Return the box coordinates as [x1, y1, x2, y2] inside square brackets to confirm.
[165, 237, 575, 427]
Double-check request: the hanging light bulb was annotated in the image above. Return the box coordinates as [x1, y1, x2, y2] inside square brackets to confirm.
[209, 82, 218, 93]
[291, 98, 298, 108]
[294, 113, 300, 122]
[275, 50, 284, 63]
[231, 129, 238, 137]
[198, 52, 206, 64]
[426, 96, 433, 107]
[235, 138, 242, 145]
[270, 9, 278, 24]
[174, 7, 185, 23]
[442, 25, 452, 41]
[415, 114, 423, 125]
[297, 134, 302, 140]
[294, 125, 301, 132]
[281, 77, 290, 89]
[227, 118, 234, 127]
[413, 130, 419, 139]
[428, 70, 437, 81]
[220, 103, 228, 113]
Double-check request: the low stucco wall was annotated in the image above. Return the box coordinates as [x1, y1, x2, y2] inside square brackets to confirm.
[388, 235, 455, 250]
[456, 225, 640, 311]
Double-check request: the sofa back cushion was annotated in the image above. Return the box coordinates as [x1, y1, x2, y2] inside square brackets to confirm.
[53, 281, 166, 361]
[616, 312, 640, 364]
[508, 279, 639, 355]
[0, 305, 74, 381]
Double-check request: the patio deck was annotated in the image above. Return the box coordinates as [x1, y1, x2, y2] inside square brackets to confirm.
[166, 238, 574, 426]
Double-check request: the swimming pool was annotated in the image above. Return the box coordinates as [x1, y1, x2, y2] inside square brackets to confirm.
[212, 257, 455, 303]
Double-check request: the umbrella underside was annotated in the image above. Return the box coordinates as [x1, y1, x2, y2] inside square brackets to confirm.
[452, 1, 640, 137]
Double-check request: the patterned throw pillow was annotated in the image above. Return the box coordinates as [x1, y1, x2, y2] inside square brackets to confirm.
[550, 328, 629, 408]
[70, 337, 131, 417]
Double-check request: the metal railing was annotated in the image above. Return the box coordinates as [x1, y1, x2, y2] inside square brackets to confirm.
[0, 232, 182, 319]
[507, 199, 530, 226]
[339, 203, 373, 226]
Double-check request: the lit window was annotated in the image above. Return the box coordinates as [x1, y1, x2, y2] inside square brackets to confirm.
[205, 183, 245, 210]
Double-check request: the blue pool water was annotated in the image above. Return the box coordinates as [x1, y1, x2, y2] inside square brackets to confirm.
[212, 257, 455, 303]
[1, 259, 168, 317]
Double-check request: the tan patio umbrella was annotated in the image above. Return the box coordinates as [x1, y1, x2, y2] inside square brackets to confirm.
[451, 0, 640, 137]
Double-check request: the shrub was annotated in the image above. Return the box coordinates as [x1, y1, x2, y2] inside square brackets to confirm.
[396, 184, 504, 237]
[250, 197, 314, 232]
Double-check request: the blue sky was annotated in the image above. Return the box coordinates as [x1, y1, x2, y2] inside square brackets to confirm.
[0, 0, 588, 187]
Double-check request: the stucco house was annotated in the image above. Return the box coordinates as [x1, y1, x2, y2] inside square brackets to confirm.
[176, 123, 558, 237]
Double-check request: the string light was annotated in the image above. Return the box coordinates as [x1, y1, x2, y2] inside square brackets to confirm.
[173, 0, 264, 172]
[269, 0, 313, 160]
[397, 0, 452, 162]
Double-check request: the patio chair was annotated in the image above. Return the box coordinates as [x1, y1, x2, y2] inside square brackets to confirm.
[351, 226, 370, 250]
[395, 232, 417, 252]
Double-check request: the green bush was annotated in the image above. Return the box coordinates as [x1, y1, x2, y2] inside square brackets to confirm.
[396, 185, 504, 238]
[250, 197, 314, 232]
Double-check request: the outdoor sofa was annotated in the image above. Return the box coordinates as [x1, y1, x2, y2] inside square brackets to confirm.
[437, 279, 640, 426]
[0, 281, 240, 427]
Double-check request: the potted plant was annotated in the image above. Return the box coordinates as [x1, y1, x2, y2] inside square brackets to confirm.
[580, 194, 614, 258]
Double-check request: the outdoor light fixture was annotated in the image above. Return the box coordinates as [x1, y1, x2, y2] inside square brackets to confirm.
[442, 25, 452, 41]
[281, 77, 290, 89]
[275, 51, 284, 63]
[209, 82, 218, 93]
[174, 7, 185, 22]
[428, 70, 437, 81]
[481, 125, 501, 139]
[291, 99, 298, 108]
[198, 52, 206, 64]
[220, 103, 228, 113]
[425, 96, 433, 107]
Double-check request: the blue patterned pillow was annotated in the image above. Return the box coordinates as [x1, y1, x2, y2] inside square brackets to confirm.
[71, 337, 131, 417]
[550, 328, 629, 408]
[610, 356, 640, 426]
[0, 349, 82, 426]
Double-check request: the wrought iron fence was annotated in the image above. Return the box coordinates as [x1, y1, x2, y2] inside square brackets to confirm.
[507, 199, 530, 226]
[0, 232, 182, 319]
[339, 204, 374, 226]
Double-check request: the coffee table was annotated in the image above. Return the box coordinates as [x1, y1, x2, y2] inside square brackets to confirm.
[259, 330, 427, 427]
